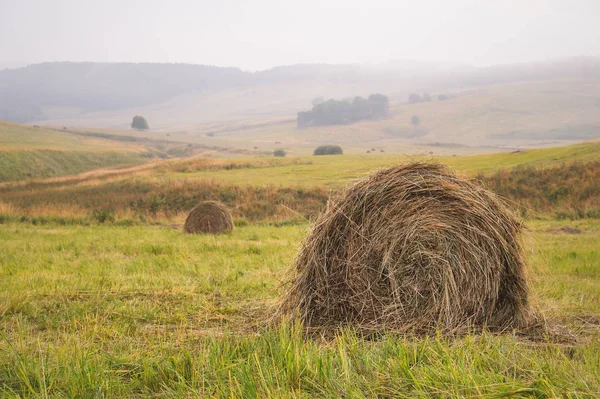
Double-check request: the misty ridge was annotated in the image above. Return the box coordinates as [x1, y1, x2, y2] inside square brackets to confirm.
[1, 57, 600, 123]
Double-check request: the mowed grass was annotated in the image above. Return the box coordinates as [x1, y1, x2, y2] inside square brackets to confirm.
[0, 220, 599, 397]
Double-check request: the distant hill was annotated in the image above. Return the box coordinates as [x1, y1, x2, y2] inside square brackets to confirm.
[0, 63, 251, 122]
[1, 58, 599, 125]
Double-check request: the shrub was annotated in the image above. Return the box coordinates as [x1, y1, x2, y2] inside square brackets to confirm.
[92, 209, 115, 224]
[274, 149, 286, 157]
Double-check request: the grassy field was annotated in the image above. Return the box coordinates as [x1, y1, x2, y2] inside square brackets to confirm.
[165, 141, 600, 187]
[1, 138, 600, 397]
[0, 122, 149, 182]
[0, 121, 261, 182]
[0, 149, 150, 182]
[1, 141, 599, 225]
[0, 122, 146, 152]
[0, 219, 599, 397]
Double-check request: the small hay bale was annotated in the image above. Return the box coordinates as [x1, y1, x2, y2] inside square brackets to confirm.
[279, 162, 529, 332]
[184, 201, 233, 234]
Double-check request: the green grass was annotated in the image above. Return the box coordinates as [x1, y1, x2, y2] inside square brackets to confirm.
[0, 150, 148, 182]
[0, 220, 599, 397]
[2, 141, 599, 224]
[0, 122, 145, 152]
[0, 122, 151, 182]
[168, 141, 600, 188]
[1, 138, 600, 397]
[444, 141, 600, 175]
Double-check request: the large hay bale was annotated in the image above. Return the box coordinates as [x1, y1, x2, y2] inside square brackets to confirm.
[184, 201, 233, 234]
[279, 163, 529, 332]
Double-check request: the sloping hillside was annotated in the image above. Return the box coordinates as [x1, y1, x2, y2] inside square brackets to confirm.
[2, 141, 599, 222]
[0, 121, 146, 151]
[0, 122, 148, 181]
[169, 80, 600, 154]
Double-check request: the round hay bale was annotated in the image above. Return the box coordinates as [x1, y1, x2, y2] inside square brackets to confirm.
[279, 162, 529, 332]
[184, 201, 233, 234]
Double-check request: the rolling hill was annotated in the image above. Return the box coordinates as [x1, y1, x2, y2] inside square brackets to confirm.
[2, 140, 599, 223]
[0, 122, 151, 181]
[1, 58, 599, 161]
[37, 79, 600, 157]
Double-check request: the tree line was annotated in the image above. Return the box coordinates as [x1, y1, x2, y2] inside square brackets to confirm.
[297, 94, 389, 128]
[408, 92, 448, 103]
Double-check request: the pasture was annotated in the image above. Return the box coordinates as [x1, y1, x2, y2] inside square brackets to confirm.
[1, 140, 600, 397]
[0, 122, 148, 182]
[0, 220, 599, 397]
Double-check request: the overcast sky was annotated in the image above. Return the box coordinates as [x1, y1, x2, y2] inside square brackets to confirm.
[1, 0, 599, 71]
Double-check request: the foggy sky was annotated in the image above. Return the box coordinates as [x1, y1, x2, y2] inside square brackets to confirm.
[1, 0, 600, 71]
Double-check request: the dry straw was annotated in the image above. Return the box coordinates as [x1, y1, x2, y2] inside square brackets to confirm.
[184, 201, 233, 234]
[279, 162, 530, 332]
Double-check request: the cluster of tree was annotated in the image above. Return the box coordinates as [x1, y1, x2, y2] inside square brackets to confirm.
[313, 145, 343, 155]
[298, 94, 388, 128]
[409, 92, 450, 103]
[408, 93, 431, 103]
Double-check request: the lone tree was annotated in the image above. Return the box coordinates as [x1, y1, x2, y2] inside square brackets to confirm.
[411, 115, 421, 134]
[131, 115, 149, 130]
[274, 149, 286, 157]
